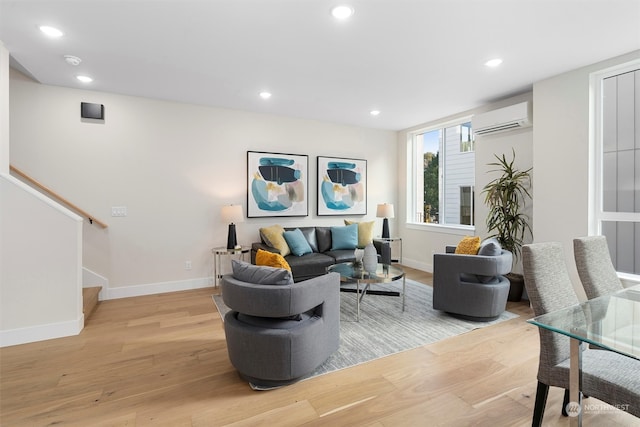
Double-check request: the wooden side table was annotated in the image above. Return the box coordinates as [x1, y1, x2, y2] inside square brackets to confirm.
[212, 246, 250, 287]
[374, 237, 403, 264]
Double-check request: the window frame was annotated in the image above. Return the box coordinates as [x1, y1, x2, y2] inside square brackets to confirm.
[406, 115, 476, 233]
[589, 58, 640, 280]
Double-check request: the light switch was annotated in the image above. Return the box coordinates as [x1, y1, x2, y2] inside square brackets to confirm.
[111, 206, 127, 217]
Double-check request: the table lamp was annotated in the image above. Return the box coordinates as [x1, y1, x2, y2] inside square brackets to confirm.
[376, 203, 394, 239]
[221, 205, 244, 249]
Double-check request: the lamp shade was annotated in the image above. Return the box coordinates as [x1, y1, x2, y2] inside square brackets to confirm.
[221, 205, 244, 224]
[376, 203, 394, 219]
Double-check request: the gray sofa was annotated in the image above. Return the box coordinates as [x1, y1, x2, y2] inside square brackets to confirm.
[221, 266, 340, 389]
[432, 241, 512, 321]
[251, 226, 391, 281]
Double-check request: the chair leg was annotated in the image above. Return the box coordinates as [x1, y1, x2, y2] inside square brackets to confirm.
[532, 381, 550, 427]
[562, 389, 569, 416]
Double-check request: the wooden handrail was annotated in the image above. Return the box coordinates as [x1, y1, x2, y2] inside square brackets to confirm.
[9, 165, 108, 229]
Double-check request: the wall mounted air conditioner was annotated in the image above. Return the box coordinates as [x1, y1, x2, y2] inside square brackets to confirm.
[472, 101, 532, 136]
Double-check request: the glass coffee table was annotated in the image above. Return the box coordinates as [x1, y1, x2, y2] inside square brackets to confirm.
[327, 262, 405, 321]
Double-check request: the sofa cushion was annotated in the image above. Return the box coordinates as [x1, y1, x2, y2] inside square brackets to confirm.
[325, 249, 357, 264]
[344, 220, 375, 248]
[232, 259, 293, 285]
[298, 227, 319, 252]
[331, 224, 358, 250]
[285, 253, 335, 279]
[255, 249, 291, 271]
[455, 236, 481, 255]
[283, 228, 313, 256]
[478, 237, 502, 256]
[259, 224, 291, 257]
[316, 227, 332, 253]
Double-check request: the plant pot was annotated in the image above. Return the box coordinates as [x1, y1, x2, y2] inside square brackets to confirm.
[506, 273, 524, 302]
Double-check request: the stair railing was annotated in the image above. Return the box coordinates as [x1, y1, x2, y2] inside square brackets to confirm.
[10, 165, 108, 228]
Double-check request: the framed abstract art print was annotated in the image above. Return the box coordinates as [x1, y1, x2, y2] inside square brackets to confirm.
[317, 156, 367, 216]
[247, 151, 309, 217]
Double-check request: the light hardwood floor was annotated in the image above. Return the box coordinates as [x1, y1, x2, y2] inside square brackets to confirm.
[1, 267, 637, 426]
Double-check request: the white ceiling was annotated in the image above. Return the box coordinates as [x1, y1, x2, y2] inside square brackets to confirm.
[1, 0, 639, 131]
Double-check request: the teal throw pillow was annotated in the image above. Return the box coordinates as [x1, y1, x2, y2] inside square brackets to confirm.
[283, 228, 313, 257]
[330, 224, 358, 250]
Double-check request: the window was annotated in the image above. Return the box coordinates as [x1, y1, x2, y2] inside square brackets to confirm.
[460, 186, 474, 225]
[591, 60, 640, 276]
[409, 119, 475, 228]
[460, 122, 474, 153]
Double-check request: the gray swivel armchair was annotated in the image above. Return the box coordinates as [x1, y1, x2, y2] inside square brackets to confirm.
[432, 240, 512, 321]
[221, 264, 340, 389]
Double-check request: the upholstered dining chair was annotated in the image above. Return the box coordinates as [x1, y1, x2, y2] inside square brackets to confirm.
[573, 235, 623, 299]
[522, 242, 639, 426]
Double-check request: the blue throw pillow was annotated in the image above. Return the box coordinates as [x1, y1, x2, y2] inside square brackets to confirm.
[283, 228, 313, 256]
[330, 224, 358, 250]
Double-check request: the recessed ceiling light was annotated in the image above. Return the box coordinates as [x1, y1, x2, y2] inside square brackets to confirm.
[259, 92, 272, 100]
[39, 25, 63, 38]
[76, 75, 93, 83]
[331, 5, 354, 20]
[370, 110, 381, 116]
[64, 55, 82, 66]
[484, 58, 503, 68]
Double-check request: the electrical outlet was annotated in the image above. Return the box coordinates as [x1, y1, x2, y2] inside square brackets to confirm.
[111, 206, 127, 217]
[185, 261, 192, 270]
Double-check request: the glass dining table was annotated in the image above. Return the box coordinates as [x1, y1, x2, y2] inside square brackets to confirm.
[528, 285, 640, 426]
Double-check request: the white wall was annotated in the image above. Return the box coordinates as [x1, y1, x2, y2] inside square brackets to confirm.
[532, 49, 640, 298]
[2, 43, 85, 347]
[1, 175, 84, 346]
[0, 42, 8, 174]
[397, 92, 534, 273]
[8, 69, 398, 298]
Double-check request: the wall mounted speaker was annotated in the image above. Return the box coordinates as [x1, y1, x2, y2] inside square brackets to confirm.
[81, 102, 104, 120]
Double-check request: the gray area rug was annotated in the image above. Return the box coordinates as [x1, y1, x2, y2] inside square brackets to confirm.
[212, 279, 518, 380]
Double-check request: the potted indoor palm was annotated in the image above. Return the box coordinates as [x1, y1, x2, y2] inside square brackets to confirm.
[482, 149, 532, 301]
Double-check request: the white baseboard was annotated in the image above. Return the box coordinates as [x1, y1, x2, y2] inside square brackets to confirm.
[105, 277, 214, 300]
[402, 257, 432, 273]
[0, 316, 84, 348]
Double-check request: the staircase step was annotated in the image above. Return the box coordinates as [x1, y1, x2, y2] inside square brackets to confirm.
[82, 286, 101, 324]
